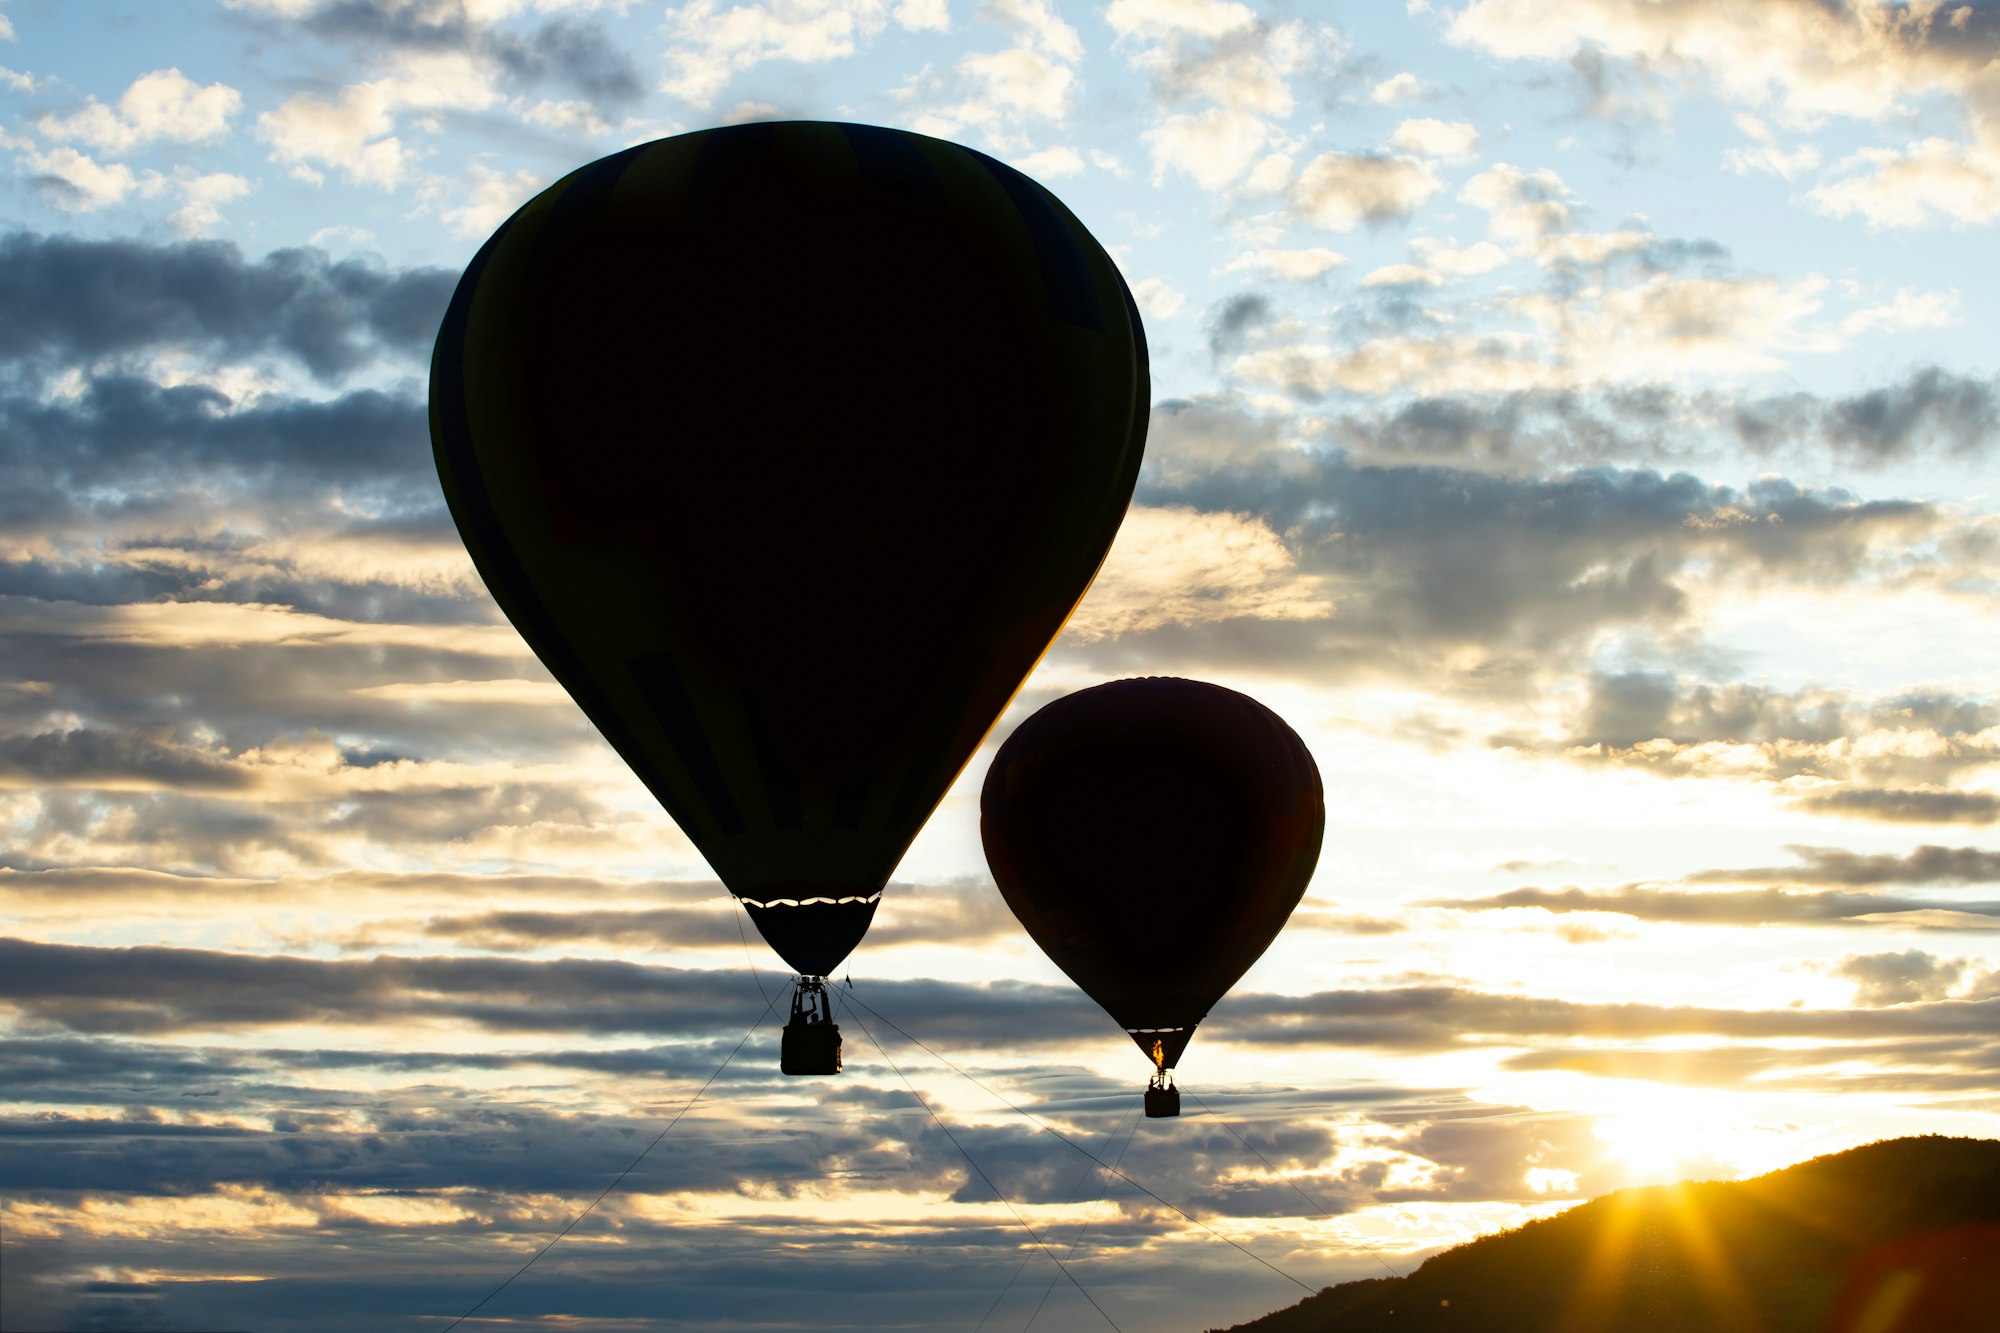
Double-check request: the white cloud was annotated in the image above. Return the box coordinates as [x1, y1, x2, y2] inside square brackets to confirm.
[1132, 276, 1187, 319]
[1445, 0, 1990, 125]
[1411, 237, 1509, 276]
[1066, 505, 1331, 639]
[1371, 71, 1421, 104]
[1837, 286, 1960, 338]
[170, 171, 253, 236]
[428, 162, 543, 238]
[1362, 263, 1442, 288]
[1723, 141, 1822, 179]
[894, 0, 1082, 144]
[661, 0, 893, 108]
[1534, 229, 1650, 267]
[1390, 117, 1481, 162]
[1228, 151, 1287, 195]
[1289, 152, 1441, 231]
[1461, 161, 1572, 245]
[1222, 246, 1346, 280]
[1105, 0, 1256, 42]
[1231, 266, 1871, 398]
[20, 145, 165, 211]
[514, 97, 611, 136]
[894, 0, 949, 31]
[1012, 143, 1085, 177]
[36, 68, 241, 155]
[1808, 137, 2000, 227]
[258, 50, 501, 188]
[1446, 0, 2000, 230]
[1144, 106, 1268, 188]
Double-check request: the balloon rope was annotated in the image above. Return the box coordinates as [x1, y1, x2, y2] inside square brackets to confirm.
[1021, 1098, 1145, 1331]
[1183, 1091, 1404, 1281]
[437, 985, 780, 1333]
[846, 1007, 1124, 1332]
[841, 988, 1318, 1296]
[977, 1097, 1141, 1331]
[734, 904, 774, 1007]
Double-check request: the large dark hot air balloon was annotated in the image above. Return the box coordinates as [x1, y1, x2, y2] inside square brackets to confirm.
[431, 122, 1148, 1071]
[981, 677, 1323, 1115]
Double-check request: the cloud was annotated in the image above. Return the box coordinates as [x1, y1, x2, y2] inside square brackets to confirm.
[1809, 136, 2000, 227]
[1222, 246, 1347, 280]
[1423, 883, 2000, 929]
[1145, 107, 1270, 188]
[1289, 152, 1442, 230]
[0, 231, 452, 380]
[18, 147, 164, 212]
[424, 160, 541, 236]
[1389, 117, 1480, 163]
[1122, 456, 1935, 680]
[1547, 674, 2000, 798]
[1834, 949, 1970, 1005]
[1064, 505, 1332, 640]
[258, 48, 503, 187]
[34, 68, 242, 154]
[244, 0, 646, 108]
[1370, 72, 1421, 104]
[1444, 0, 2000, 229]
[1793, 787, 2000, 826]
[893, 0, 1084, 145]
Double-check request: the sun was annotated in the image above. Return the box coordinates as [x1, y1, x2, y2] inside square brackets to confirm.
[1580, 1083, 1793, 1187]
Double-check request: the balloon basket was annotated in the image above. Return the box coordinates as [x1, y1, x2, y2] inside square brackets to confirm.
[781, 977, 842, 1076]
[1145, 1070, 1179, 1119]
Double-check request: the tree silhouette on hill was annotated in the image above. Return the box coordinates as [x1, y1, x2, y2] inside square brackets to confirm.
[1212, 1136, 2000, 1333]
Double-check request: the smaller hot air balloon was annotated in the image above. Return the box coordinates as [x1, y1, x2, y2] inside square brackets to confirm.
[981, 678, 1324, 1116]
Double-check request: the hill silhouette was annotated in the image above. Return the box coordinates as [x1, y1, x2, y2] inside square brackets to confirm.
[1212, 1136, 2000, 1333]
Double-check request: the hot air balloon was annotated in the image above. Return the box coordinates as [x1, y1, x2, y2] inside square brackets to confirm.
[430, 122, 1148, 1073]
[980, 677, 1323, 1115]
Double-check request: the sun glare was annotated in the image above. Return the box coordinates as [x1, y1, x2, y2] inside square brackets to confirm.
[1585, 1084, 1795, 1186]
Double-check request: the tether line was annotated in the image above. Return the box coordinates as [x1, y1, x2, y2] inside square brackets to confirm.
[438, 986, 779, 1332]
[1185, 1091, 1403, 1281]
[978, 1097, 1141, 1331]
[1023, 1097, 1145, 1331]
[846, 1007, 1123, 1331]
[842, 987, 1318, 1297]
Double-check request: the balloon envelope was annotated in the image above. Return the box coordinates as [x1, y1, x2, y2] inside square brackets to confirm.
[431, 122, 1148, 976]
[980, 678, 1324, 1069]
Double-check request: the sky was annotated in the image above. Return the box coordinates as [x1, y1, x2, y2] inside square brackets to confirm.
[2, 0, 1999, 1329]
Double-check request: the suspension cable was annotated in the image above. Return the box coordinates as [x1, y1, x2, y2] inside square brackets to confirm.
[1184, 1091, 1403, 1281]
[978, 1097, 1141, 1330]
[846, 1007, 1123, 1331]
[438, 985, 779, 1332]
[1023, 1097, 1146, 1331]
[841, 987, 1317, 1297]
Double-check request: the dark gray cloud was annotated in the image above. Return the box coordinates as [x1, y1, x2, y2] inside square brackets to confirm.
[1221, 984, 2000, 1050]
[0, 728, 251, 791]
[1419, 883, 2000, 927]
[0, 232, 452, 382]
[1206, 293, 1272, 361]
[1567, 671, 1848, 749]
[1533, 675, 2000, 800]
[1690, 844, 2000, 887]
[1737, 367, 2000, 462]
[0, 939, 1102, 1040]
[1834, 949, 1970, 1005]
[1793, 787, 2000, 825]
[1112, 456, 1931, 685]
[293, 1, 645, 107]
[0, 375, 435, 527]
